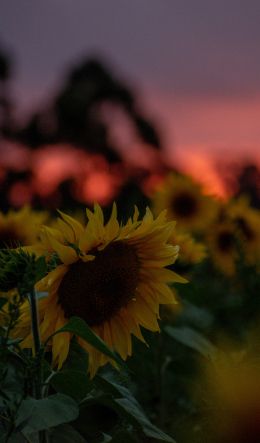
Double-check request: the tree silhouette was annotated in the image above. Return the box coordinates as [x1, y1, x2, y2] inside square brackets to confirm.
[15, 58, 163, 165]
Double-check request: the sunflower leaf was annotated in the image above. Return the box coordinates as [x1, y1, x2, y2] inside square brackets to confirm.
[95, 373, 175, 442]
[62, 339, 89, 372]
[47, 316, 124, 369]
[114, 397, 176, 442]
[50, 369, 92, 401]
[16, 393, 79, 435]
[100, 433, 113, 442]
[165, 325, 217, 360]
[50, 424, 86, 443]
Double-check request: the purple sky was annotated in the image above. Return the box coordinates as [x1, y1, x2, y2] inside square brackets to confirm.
[1, 0, 260, 104]
[1, 0, 260, 195]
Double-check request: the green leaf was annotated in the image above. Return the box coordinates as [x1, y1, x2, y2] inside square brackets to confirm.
[100, 433, 113, 442]
[115, 397, 175, 442]
[165, 325, 217, 360]
[34, 256, 48, 283]
[95, 372, 129, 398]
[0, 362, 25, 406]
[50, 370, 92, 401]
[179, 300, 212, 329]
[47, 317, 124, 368]
[95, 373, 175, 442]
[0, 432, 26, 443]
[50, 424, 86, 443]
[16, 394, 79, 435]
[62, 339, 89, 372]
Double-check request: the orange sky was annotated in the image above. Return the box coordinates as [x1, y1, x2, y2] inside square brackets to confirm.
[142, 92, 260, 198]
[2, 93, 260, 205]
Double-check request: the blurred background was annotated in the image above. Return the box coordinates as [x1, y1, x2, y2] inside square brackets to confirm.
[1, 4, 260, 442]
[0, 0, 260, 214]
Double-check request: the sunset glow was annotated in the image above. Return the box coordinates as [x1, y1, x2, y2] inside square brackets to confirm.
[141, 93, 260, 197]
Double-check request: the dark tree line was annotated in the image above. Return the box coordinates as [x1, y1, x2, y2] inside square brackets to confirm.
[0, 44, 259, 214]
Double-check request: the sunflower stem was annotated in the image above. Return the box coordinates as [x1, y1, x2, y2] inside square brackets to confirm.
[28, 288, 41, 367]
[28, 288, 48, 443]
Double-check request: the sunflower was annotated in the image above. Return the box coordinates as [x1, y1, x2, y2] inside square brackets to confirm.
[199, 344, 260, 443]
[227, 197, 260, 267]
[171, 229, 207, 265]
[0, 206, 48, 249]
[15, 204, 186, 376]
[206, 220, 238, 276]
[152, 173, 217, 232]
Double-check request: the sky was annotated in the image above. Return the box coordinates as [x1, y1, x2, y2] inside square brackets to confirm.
[1, 0, 260, 195]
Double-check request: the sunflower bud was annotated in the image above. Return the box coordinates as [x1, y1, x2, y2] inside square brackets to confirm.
[0, 249, 47, 297]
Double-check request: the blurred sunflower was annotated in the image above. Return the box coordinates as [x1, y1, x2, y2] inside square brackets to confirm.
[227, 197, 260, 267]
[0, 206, 48, 248]
[206, 221, 238, 275]
[200, 346, 260, 443]
[171, 229, 207, 265]
[15, 204, 186, 376]
[152, 173, 217, 232]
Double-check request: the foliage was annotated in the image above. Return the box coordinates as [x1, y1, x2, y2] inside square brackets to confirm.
[0, 183, 259, 442]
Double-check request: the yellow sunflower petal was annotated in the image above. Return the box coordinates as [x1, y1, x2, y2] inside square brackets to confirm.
[105, 203, 119, 240]
[44, 229, 78, 265]
[129, 298, 160, 332]
[36, 265, 67, 292]
[16, 203, 186, 377]
[110, 317, 129, 360]
[52, 313, 70, 369]
[57, 210, 84, 240]
[56, 218, 75, 243]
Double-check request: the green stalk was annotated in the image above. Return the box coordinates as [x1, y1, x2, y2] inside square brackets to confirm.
[28, 288, 48, 443]
[28, 288, 42, 398]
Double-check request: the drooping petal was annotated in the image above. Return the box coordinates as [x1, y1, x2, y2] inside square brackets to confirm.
[57, 210, 84, 240]
[44, 229, 78, 265]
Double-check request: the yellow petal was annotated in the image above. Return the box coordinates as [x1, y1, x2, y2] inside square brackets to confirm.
[103, 322, 113, 349]
[36, 265, 67, 291]
[79, 224, 96, 252]
[52, 314, 70, 369]
[129, 298, 160, 332]
[56, 218, 75, 243]
[149, 281, 177, 304]
[105, 203, 119, 240]
[141, 267, 187, 284]
[44, 229, 78, 265]
[57, 210, 84, 240]
[121, 308, 146, 343]
[110, 317, 129, 360]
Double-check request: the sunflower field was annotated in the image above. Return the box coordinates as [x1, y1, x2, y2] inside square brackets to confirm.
[0, 168, 259, 443]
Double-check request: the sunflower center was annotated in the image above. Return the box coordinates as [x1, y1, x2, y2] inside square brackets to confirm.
[172, 192, 198, 218]
[58, 241, 139, 326]
[0, 228, 23, 249]
[236, 216, 255, 241]
[217, 230, 235, 253]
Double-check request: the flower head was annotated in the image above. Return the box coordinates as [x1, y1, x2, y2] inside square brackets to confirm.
[206, 220, 238, 275]
[0, 207, 48, 249]
[15, 204, 186, 376]
[171, 229, 207, 265]
[152, 173, 217, 232]
[227, 197, 260, 267]
[200, 343, 260, 443]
